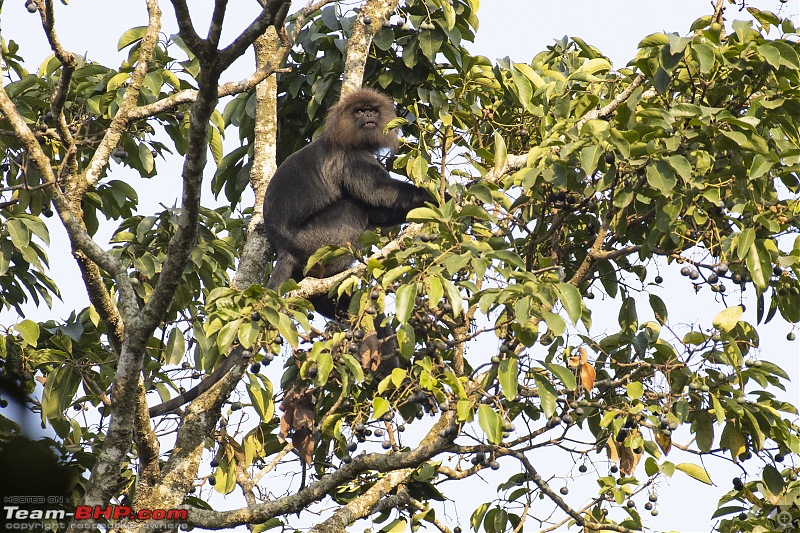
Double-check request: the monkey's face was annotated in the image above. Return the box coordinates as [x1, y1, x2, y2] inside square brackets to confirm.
[349, 105, 389, 151]
[323, 88, 398, 153]
[354, 106, 382, 130]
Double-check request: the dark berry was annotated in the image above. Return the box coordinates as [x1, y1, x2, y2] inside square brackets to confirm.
[210, 459, 220, 468]
[362, 15, 372, 25]
[733, 477, 744, 490]
[251, 311, 261, 321]
[578, 464, 588, 473]
[208, 475, 216, 486]
[654, 275, 663, 284]
[250, 362, 261, 373]
[559, 486, 569, 495]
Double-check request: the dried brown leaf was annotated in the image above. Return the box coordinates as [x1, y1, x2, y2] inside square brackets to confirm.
[359, 330, 381, 372]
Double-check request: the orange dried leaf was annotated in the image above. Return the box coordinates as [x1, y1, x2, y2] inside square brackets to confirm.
[580, 362, 596, 392]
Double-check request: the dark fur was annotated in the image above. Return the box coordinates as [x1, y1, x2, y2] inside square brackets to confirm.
[264, 88, 433, 318]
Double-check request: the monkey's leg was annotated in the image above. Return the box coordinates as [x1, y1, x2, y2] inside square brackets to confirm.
[267, 252, 301, 291]
[293, 200, 366, 320]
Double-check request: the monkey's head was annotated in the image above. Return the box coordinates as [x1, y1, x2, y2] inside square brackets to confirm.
[323, 87, 398, 153]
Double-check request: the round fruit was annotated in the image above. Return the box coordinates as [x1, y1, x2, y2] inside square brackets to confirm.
[707, 273, 719, 284]
[578, 464, 588, 473]
[604, 152, 615, 165]
[454, 528, 462, 533]
[561, 413, 574, 425]
[680, 266, 691, 276]
[489, 460, 500, 470]
[210, 459, 220, 468]
[250, 362, 261, 373]
[382, 439, 391, 449]
[788, 332, 796, 341]
[654, 275, 663, 284]
[208, 475, 216, 486]
[733, 477, 744, 490]
[42, 208, 53, 218]
[362, 15, 372, 25]
[715, 263, 729, 274]
[610, 465, 618, 474]
[347, 442, 357, 452]
[251, 311, 261, 321]
[648, 493, 658, 502]
[650, 509, 659, 517]
[775, 453, 785, 463]
[231, 401, 243, 411]
[491, 355, 501, 364]
[559, 486, 569, 495]
[26, 2, 37, 13]
[112, 148, 128, 160]
[644, 502, 653, 511]
[342, 455, 352, 464]
[626, 500, 635, 508]
[689, 269, 700, 280]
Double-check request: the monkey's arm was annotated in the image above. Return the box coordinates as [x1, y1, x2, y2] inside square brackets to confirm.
[345, 159, 434, 226]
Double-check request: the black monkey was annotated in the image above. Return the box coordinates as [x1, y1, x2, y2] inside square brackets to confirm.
[264, 87, 434, 318]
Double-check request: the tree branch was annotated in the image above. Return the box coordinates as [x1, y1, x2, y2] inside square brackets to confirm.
[308, 468, 415, 532]
[186, 412, 456, 528]
[83, 0, 162, 188]
[217, 0, 290, 71]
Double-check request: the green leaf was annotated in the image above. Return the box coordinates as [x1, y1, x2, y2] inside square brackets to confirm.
[712, 306, 743, 333]
[542, 362, 576, 391]
[758, 43, 782, 69]
[247, 375, 274, 421]
[165, 328, 186, 366]
[666, 155, 692, 181]
[498, 357, 518, 400]
[373, 397, 390, 420]
[691, 43, 715, 73]
[763, 464, 785, 497]
[493, 131, 507, 176]
[477, 404, 503, 444]
[675, 462, 712, 485]
[555, 283, 582, 324]
[749, 154, 773, 179]
[316, 351, 333, 385]
[395, 283, 417, 325]
[118, 26, 148, 51]
[626, 382, 644, 400]
[737, 228, 756, 262]
[646, 161, 677, 196]
[15, 319, 40, 347]
[694, 411, 713, 453]
[649, 294, 668, 324]
[6, 219, 30, 250]
[533, 373, 558, 418]
[745, 241, 771, 291]
[418, 29, 443, 61]
[216, 319, 241, 354]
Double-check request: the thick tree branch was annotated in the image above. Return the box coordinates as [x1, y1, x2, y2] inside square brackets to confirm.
[232, 29, 280, 290]
[217, 0, 290, 70]
[83, 0, 162, 188]
[341, 0, 400, 95]
[170, 0, 205, 58]
[308, 468, 414, 532]
[186, 412, 456, 528]
[207, 0, 228, 50]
